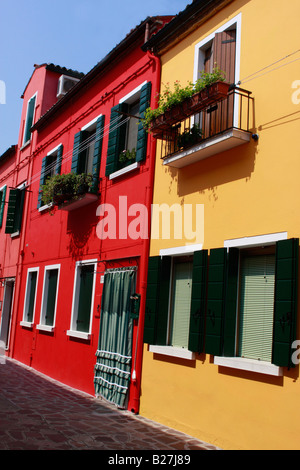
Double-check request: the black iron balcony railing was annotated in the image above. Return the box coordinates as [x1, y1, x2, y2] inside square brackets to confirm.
[154, 86, 254, 162]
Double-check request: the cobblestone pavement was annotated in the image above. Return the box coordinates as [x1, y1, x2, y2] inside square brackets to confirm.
[0, 357, 221, 451]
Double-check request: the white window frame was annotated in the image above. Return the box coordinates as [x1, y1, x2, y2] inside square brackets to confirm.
[67, 259, 97, 340]
[213, 232, 287, 377]
[193, 13, 242, 128]
[37, 264, 60, 332]
[21, 267, 39, 328]
[22, 91, 37, 148]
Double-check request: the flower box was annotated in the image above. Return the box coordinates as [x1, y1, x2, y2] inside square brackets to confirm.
[205, 81, 230, 106]
[149, 82, 230, 135]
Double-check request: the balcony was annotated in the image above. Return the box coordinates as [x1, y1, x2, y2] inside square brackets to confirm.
[151, 86, 254, 168]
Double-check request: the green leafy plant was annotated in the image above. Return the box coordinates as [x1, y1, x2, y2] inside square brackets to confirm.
[41, 172, 93, 207]
[194, 65, 226, 92]
[177, 124, 203, 149]
[119, 148, 136, 165]
[142, 66, 226, 132]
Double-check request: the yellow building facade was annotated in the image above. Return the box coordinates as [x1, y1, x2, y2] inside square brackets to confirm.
[140, 0, 300, 450]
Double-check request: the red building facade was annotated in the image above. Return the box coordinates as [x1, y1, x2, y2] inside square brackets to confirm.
[0, 16, 172, 413]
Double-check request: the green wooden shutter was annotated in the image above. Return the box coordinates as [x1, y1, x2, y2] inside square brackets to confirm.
[45, 269, 58, 326]
[0, 185, 7, 228]
[5, 189, 18, 234]
[37, 157, 47, 208]
[71, 132, 85, 174]
[105, 103, 127, 176]
[136, 82, 151, 162]
[5, 189, 25, 234]
[54, 144, 63, 175]
[24, 95, 36, 144]
[155, 256, 171, 345]
[90, 116, 105, 193]
[188, 250, 208, 353]
[273, 238, 299, 367]
[144, 257, 160, 344]
[144, 256, 171, 345]
[223, 248, 239, 356]
[205, 248, 227, 356]
[14, 189, 25, 233]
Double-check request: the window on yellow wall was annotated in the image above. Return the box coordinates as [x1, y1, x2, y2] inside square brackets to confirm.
[144, 249, 207, 355]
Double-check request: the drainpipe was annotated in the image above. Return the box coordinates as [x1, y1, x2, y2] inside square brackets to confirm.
[129, 47, 161, 414]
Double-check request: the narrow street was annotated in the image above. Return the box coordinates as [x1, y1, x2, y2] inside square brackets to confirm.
[0, 357, 220, 452]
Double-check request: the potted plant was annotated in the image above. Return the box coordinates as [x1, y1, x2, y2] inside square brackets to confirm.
[177, 124, 203, 149]
[119, 148, 136, 167]
[194, 65, 228, 107]
[142, 67, 228, 133]
[41, 173, 93, 208]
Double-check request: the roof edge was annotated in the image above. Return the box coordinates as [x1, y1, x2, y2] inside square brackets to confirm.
[142, 0, 234, 53]
[31, 15, 173, 132]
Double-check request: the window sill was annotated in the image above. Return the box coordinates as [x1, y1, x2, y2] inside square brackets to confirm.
[109, 162, 140, 180]
[10, 231, 20, 239]
[66, 330, 91, 340]
[38, 203, 53, 212]
[20, 321, 34, 328]
[20, 140, 31, 151]
[149, 345, 195, 360]
[37, 324, 54, 333]
[214, 356, 283, 377]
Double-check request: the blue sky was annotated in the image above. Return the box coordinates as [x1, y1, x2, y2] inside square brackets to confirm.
[0, 0, 190, 155]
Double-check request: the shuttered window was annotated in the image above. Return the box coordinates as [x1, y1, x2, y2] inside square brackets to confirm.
[105, 82, 151, 176]
[144, 251, 207, 353]
[38, 145, 63, 208]
[238, 255, 275, 362]
[71, 115, 104, 193]
[204, 239, 299, 368]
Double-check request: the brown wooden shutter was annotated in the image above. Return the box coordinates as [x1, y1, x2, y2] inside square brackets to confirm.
[209, 30, 237, 134]
[213, 30, 236, 84]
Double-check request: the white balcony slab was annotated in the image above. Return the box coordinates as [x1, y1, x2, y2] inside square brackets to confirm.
[163, 128, 251, 168]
